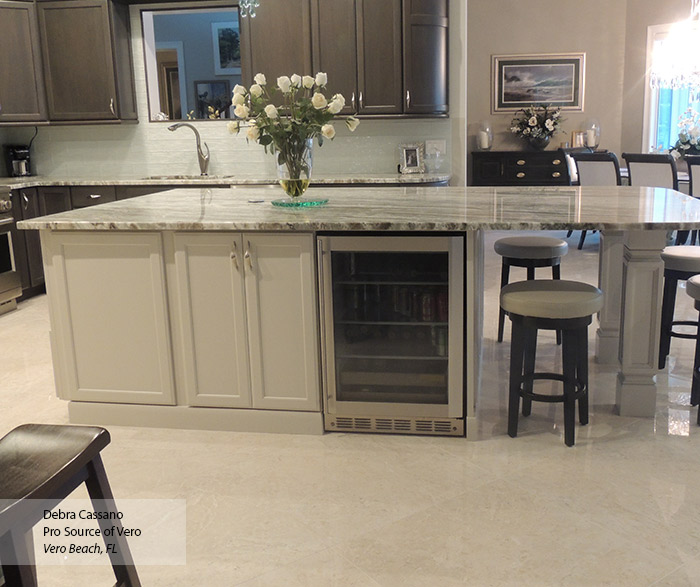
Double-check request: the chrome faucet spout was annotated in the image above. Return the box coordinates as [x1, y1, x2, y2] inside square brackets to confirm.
[167, 122, 210, 176]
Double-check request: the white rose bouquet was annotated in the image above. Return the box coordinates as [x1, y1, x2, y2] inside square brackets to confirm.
[510, 104, 563, 143]
[670, 108, 700, 160]
[228, 72, 360, 198]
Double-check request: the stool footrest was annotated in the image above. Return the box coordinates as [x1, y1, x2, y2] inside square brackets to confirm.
[520, 372, 586, 403]
[669, 320, 700, 341]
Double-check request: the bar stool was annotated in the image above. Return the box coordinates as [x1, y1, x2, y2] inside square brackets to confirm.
[494, 235, 568, 343]
[501, 280, 604, 447]
[658, 246, 700, 370]
[686, 275, 700, 425]
[0, 424, 141, 586]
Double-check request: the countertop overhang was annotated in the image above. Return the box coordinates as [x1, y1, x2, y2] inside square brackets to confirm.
[18, 185, 700, 232]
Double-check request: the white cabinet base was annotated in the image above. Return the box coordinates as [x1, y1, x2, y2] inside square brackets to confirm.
[68, 401, 324, 435]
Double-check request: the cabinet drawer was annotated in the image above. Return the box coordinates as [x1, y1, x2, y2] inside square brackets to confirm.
[70, 185, 116, 208]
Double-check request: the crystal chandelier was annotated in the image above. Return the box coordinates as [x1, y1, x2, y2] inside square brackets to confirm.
[239, 0, 260, 17]
[650, 0, 700, 100]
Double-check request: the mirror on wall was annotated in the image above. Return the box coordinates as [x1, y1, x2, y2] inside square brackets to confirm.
[142, 5, 241, 121]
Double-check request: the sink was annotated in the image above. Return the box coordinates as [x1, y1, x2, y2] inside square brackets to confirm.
[142, 175, 236, 180]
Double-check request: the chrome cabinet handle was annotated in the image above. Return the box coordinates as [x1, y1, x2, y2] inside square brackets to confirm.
[406, 89, 410, 109]
[244, 241, 253, 270]
[22, 193, 29, 209]
[359, 91, 364, 110]
[231, 240, 239, 270]
[351, 92, 356, 110]
[89, 194, 101, 199]
[109, 99, 115, 116]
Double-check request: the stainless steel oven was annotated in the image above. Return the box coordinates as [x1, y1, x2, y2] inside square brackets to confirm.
[0, 189, 22, 314]
[318, 234, 465, 436]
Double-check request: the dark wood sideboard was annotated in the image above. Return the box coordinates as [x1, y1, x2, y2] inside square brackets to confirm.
[471, 150, 571, 186]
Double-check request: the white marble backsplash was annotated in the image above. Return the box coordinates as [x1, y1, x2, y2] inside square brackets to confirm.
[1, 9, 451, 181]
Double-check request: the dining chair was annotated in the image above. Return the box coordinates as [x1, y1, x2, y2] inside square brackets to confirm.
[684, 155, 700, 244]
[568, 152, 623, 249]
[621, 152, 679, 191]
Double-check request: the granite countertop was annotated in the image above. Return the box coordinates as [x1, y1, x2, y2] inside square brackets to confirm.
[0, 173, 450, 190]
[17, 185, 700, 232]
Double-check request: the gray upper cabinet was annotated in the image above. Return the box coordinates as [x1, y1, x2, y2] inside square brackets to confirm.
[0, 1, 48, 123]
[311, 0, 447, 117]
[403, 0, 448, 115]
[36, 0, 136, 122]
[240, 0, 313, 88]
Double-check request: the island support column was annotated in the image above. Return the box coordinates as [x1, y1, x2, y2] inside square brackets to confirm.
[615, 229, 667, 417]
[596, 230, 624, 363]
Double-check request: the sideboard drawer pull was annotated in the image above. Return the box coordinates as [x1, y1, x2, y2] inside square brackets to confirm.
[516, 172, 526, 178]
[552, 172, 561, 178]
[552, 159, 561, 165]
[516, 159, 526, 166]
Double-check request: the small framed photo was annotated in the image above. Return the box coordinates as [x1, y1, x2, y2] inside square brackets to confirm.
[212, 21, 242, 76]
[399, 143, 425, 174]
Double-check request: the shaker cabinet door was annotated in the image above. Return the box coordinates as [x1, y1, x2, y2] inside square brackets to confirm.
[0, 1, 47, 123]
[172, 233, 252, 408]
[37, 0, 119, 121]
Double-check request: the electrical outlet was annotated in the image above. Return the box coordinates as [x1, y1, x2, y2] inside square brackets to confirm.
[424, 139, 446, 156]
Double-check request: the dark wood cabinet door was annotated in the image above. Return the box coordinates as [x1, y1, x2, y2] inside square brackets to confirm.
[0, 1, 47, 123]
[38, 186, 71, 216]
[16, 188, 44, 288]
[403, 0, 448, 115]
[37, 0, 118, 121]
[356, 0, 402, 114]
[241, 0, 312, 87]
[311, 0, 358, 114]
[70, 186, 117, 209]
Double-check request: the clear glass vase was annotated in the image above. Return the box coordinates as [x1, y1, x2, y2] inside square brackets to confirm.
[272, 138, 327, 207]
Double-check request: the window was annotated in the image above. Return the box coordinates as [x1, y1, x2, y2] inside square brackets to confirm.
[644, 24, 700, 152]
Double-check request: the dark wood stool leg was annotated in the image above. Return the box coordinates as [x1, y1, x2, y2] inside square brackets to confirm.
[577, 230, 587, 250]
[526, 266, 535, 280]
[562, 329, 577, 447]
[0, 530, 38, 587]
[552, 265, 562, 345]
[692, 312, 700, 409]
[508, 318, 525, 438]
[84, 455, 142, 587]
[498, 260, 510, 343]
[675, 230, 690, 246]
[576, 326, 589, 426]
[521, 326, 537, 417]
[658, 273, 678, 369]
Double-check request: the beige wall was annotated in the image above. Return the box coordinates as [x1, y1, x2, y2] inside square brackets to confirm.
[467, 0, 695, 183]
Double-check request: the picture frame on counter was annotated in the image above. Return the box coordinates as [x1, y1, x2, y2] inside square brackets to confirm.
[492, 52, 585, 112]
[399, 143, 425, 174]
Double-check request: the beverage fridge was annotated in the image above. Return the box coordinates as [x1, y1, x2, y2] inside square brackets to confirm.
[317, 235, 464, 436]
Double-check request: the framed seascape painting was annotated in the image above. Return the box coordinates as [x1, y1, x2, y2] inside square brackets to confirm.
[492, 53, 585, 112]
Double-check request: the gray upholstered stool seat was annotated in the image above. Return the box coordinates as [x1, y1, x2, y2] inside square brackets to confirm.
[686, 275, 700, 424]
[659, 246, 700, 369]
[494, 236, 569, 259]
[494, 236, 569, 343]
[500, 279, 604, 319]
[501, 279, 603, 447]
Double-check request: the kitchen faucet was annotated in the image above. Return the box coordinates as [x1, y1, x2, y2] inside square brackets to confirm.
[167, 123, 210, 176]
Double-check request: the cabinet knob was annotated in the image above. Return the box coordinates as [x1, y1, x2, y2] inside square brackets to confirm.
[516, 159, 526, 166]
[552, 159, 562, 165]
[552, 172, 561, 178]
[516, 172, 526, 178]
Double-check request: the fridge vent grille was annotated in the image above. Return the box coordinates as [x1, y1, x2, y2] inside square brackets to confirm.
[326, 415, 463, 436]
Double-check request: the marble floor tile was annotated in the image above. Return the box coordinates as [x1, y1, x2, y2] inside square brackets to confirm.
[2, 230, 700, 585]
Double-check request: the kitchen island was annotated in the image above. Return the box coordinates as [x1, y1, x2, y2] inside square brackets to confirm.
[19, 185, 700, 438]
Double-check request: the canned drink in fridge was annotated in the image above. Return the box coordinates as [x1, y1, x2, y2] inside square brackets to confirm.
[436, 327, 447, 356]
[421, 292, 435, 322]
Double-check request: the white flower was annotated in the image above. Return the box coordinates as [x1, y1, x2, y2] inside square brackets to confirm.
[315, 72, 327, 87]
[246, 125, 260, 141]
[277, 76, 292, 93]
[232, 93, 246, 106]
[250, 84, 263, 98]
[522, 128, 531, 136]
[327, 93, 345, 114]
[233, 84, 246, 95]
[528, 116, 538, 127]
[254, 73, 266, 85]
[302, 75, 315, 89]
[264, 104, 278, 119]
[671, 149, 681, 159]
[234, 104, 249, 119]
[227, 120, 240, 134]
[545, 119, 554, 131]
[345, 117, 360, 132]
[321, 123, 335, 139]
[290, 74, 302, 87]
[311, 92, 328, 109]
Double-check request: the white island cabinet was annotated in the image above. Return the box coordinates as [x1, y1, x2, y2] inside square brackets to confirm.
[170, 232, 319, 411]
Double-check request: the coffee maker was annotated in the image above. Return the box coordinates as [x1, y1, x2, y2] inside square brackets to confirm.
[4, 145, 31, 177]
